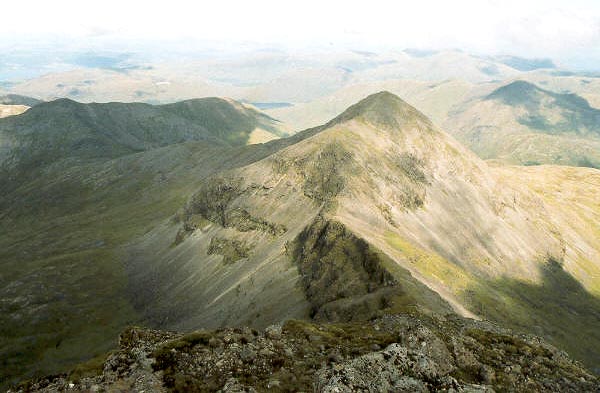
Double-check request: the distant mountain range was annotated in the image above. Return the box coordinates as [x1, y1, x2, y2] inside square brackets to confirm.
[0, 50, 567, 104]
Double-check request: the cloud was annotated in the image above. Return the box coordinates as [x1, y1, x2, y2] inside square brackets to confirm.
[2, 0, 600, 69]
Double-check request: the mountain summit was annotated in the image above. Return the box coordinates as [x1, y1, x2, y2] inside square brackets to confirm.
[329, 91, 433, 130]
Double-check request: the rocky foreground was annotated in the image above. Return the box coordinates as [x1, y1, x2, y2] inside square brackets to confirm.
[12, 311, 599, 392]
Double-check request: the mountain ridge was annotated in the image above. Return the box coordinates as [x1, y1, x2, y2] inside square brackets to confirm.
[126, 91, 600, 375]
[3, 91, 600, 389]
[0, 96, 288, 179]
[0, 94, 43, 107]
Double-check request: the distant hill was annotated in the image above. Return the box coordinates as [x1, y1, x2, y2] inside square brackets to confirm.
[445, 80, 600, 167]
[0, 94, 43, 107]
[0, 97, 287, 174]
[486, 80, 600, 136]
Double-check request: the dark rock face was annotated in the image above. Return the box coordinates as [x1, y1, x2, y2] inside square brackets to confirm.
[290, 215, 397, 320]
[15, 312, 599, 392]
[288, 216, 454, 322]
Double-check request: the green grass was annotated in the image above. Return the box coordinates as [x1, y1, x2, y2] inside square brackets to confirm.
[0, 168, 188, 387]
[384, 232, 474, 292]
[68, 351, 114, 382]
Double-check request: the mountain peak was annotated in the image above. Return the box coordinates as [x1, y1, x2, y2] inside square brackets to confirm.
[486, 80, 544, 105]
[40, 97, 82, 109]
[328, 91, 433, 130]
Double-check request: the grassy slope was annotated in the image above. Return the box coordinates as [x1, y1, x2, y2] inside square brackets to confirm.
[0, 144, 200, 386]
[378, 164, 600, 373]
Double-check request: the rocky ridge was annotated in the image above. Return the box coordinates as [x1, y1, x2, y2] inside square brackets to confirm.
[14, 311, 599, 392]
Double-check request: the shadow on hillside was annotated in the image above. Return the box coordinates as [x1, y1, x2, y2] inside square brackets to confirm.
[464, 258, 600, 374]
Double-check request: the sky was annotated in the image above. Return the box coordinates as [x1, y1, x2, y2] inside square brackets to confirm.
[2, 0, 600, 70]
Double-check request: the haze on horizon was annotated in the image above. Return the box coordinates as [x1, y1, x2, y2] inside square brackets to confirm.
[2, 0, 600, 73]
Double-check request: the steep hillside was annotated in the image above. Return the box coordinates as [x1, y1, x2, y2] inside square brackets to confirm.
[0, 101, 290, 388]
[445, 80, 600, 167]
[129, 92, 600, 375]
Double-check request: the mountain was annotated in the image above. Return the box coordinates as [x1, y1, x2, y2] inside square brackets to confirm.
[0, 98, 290, 388]
[356, 50, 521, 84]
[0, 94, 43, 107]
[493, 56, 556, 71]
[3, 50, 543, 106]
[0, 97, 287, 177]
[128, 92, 600, 374]
[3, 92, 600, 389]
[444, 80, 600, 167]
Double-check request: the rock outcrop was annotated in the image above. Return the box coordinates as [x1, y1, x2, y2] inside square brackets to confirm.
[15, 311, 599, 392]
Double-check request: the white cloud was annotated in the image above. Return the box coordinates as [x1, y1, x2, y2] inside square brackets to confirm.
[2, 0, 600, 67]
